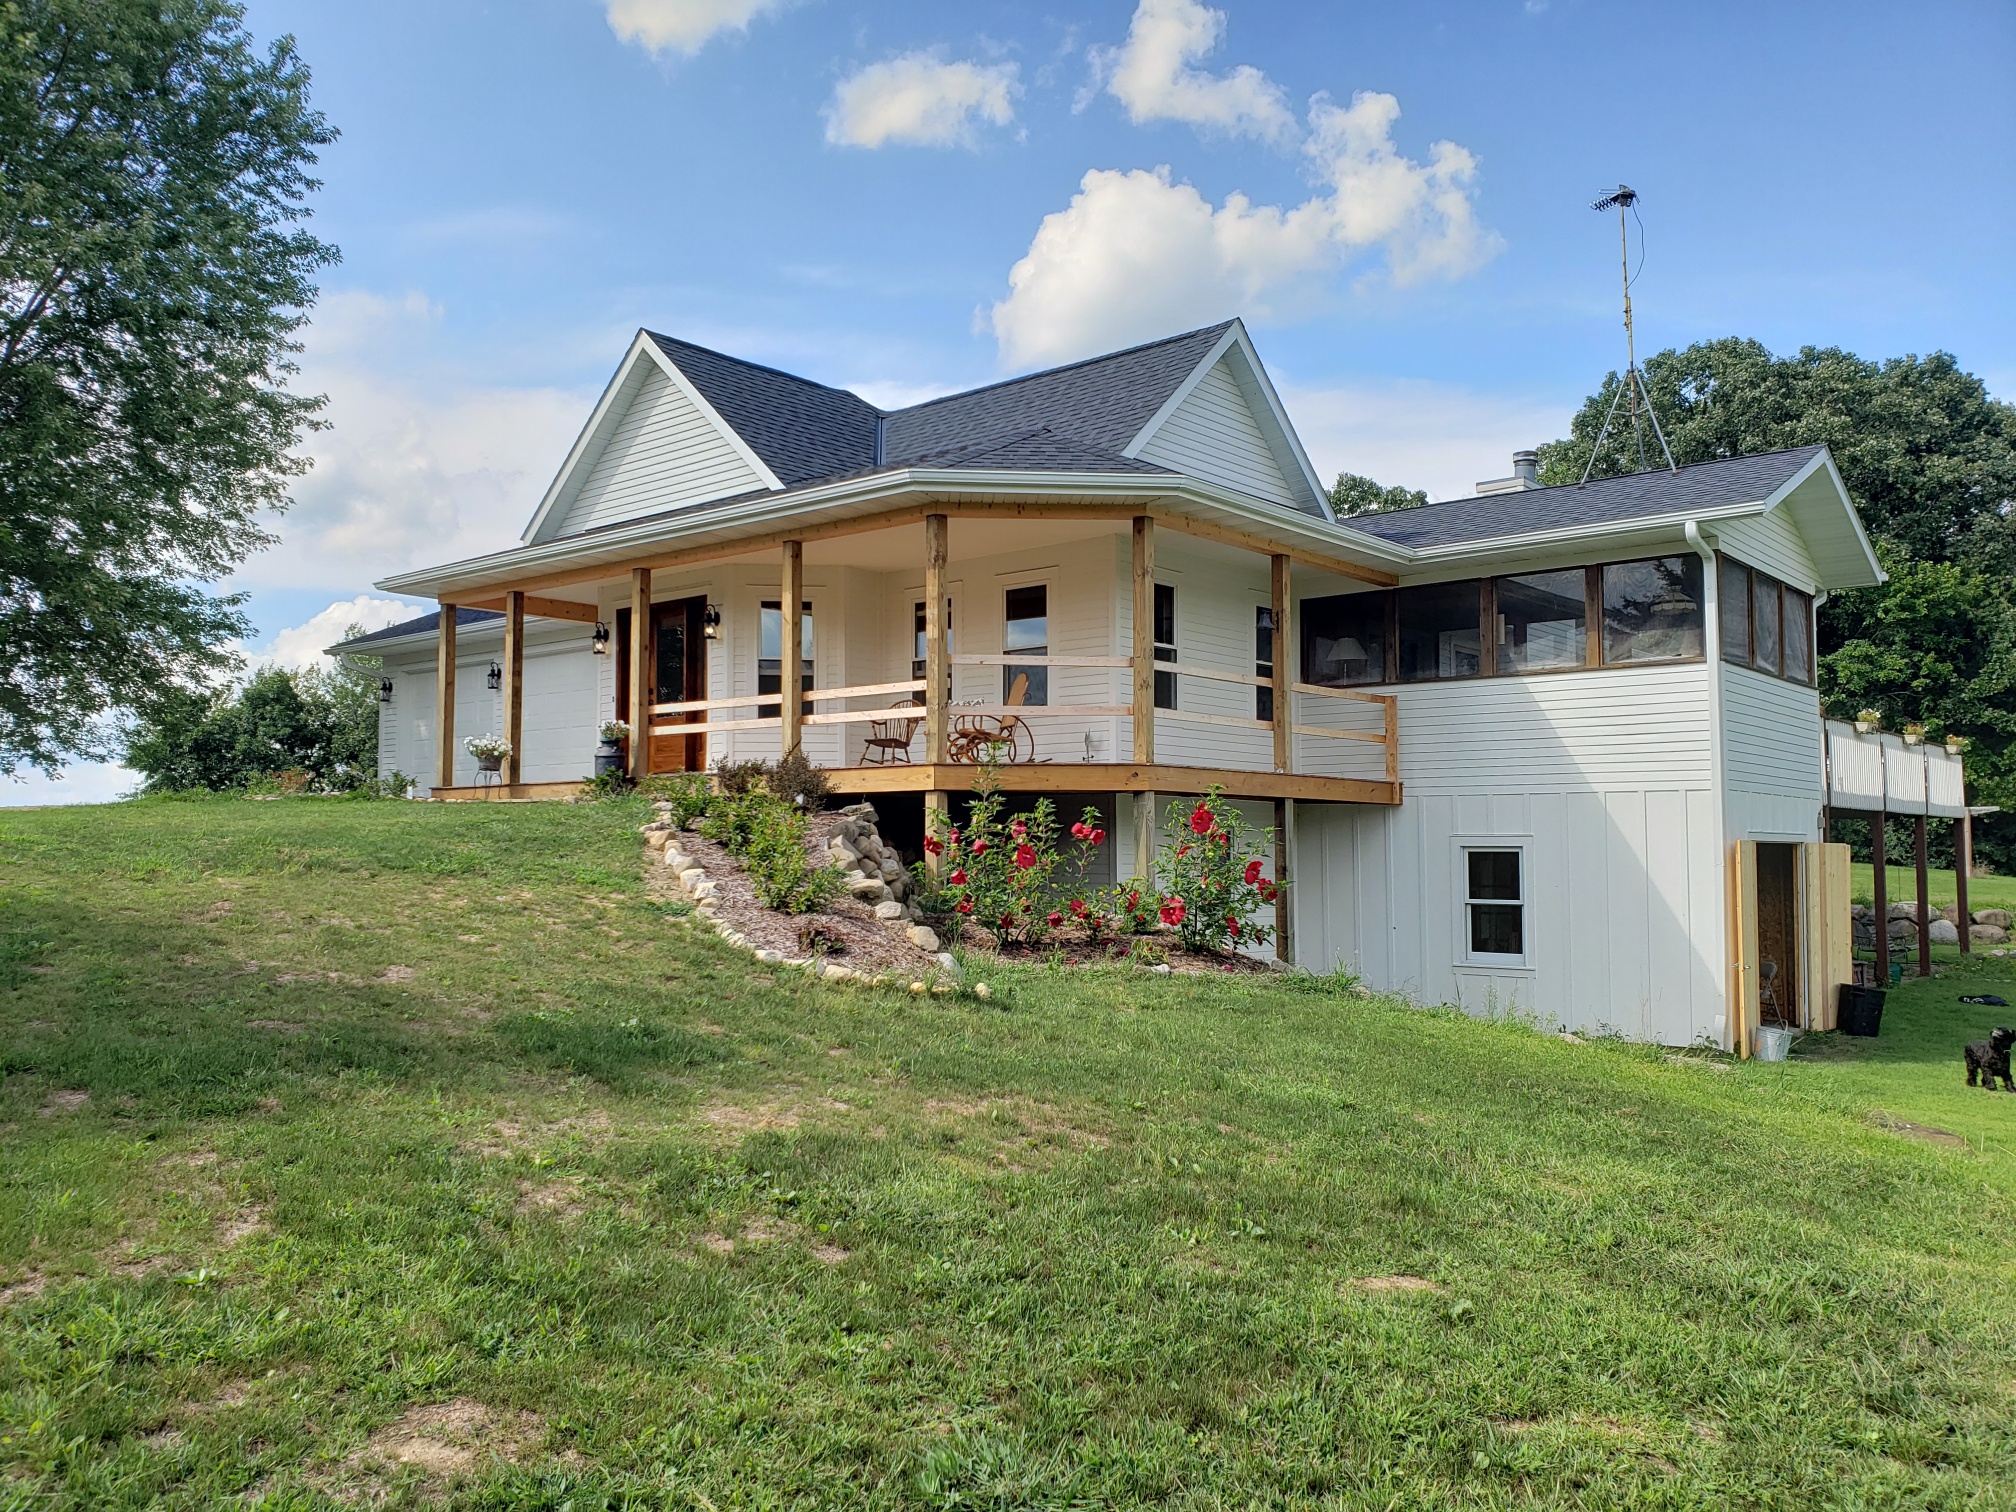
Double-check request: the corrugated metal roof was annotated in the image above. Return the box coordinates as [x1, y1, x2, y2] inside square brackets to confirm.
[1344, 446, 1828, 549]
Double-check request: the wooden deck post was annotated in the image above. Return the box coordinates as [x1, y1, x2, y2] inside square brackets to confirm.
[923, 515, 949, 869]
[628, 567, 651, 782]
[781, 540, 804, 758]
[501, 590, 524, 787]
[1915, 812, 1932, 977]
[1132, 517, 1156, 885]
[1273, 797, 1295, 964]
[1270, 554, 1290, 774]
[435, 604, 458, 792]
[1872, 812, 1889, 985]
[1956, 814, 1972, 955]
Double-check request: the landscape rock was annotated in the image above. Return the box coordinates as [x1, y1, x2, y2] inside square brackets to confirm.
[821, 962, 858, 982]
[663, 849, 689, 872]
[1888, 917, 1919, 939]
[645, 829, 670, 849]
[1928, 918, 1960, 945]
[935, 952, 962, 980]
[1975, 908, 2012, 928]
[847, 877, 889, 903]
[1886, 901, 1922, 920]
[679, 868, 706, 891]
[1971, 924, 2010, 945]
[1849, 903, 1872, 920]
[755, 949, 783, 964]
[692, 880, 719, 902]
[907, 924, 940, 952]
[873, 900, 906, 921]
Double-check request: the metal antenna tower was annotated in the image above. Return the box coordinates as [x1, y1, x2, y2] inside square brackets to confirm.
[1580, 185, 1677, 483]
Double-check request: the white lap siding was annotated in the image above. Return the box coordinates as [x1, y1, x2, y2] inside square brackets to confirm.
[1722, 663, 1824, 842]
[1295, 663, 1727, 1047]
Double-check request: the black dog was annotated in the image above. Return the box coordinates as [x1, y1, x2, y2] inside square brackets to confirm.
[1964, 1026, 2015, 1092]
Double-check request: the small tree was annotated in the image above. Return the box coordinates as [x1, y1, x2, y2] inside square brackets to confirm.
[1155, 789, 1278, 955]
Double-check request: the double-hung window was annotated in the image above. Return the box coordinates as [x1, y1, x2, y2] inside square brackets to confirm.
[1153, 583, 1177, 710]
[1003, 585, 1048, 706]
[1255, 606, 1275, 721]
[911, 599, 952, 682]
[1464, 849, 1525, 962]
[758, 601, 813, 718]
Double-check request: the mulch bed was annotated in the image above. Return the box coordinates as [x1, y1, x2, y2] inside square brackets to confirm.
[927, 925, 1276, 976]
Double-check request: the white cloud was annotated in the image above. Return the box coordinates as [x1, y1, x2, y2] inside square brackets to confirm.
[1090, 0, 1294, 143]
[1278, 378, 1571, 505]
[256, 596, 420, 671]
[989, 92, 1503, 366]
[605, 0, 785, 57]
[238, 289, 590, 593]
[0, 761, 139, 808]
[825, 54, 1019, 149]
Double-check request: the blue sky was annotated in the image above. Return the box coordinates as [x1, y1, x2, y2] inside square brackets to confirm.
[10, 0, 2014, 802]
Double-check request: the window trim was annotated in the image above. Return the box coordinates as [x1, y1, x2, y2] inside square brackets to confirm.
[1002, 581, 1049, 707]
[1714, 552, 1818, 688]
[1459, 843, 1529, 968]
[1490, 566, 1593, 678]
[1255, 604, 1275, 721]
[1152, 582, 1177, 710]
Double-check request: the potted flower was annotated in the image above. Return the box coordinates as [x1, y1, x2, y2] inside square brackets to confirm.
[1945, 733, 1969, 756]
[465, 734, 512, 772]
[1854, 709, 1881, 735]
[597, 720, 630, 778]
[1902, 722, 1925, 747]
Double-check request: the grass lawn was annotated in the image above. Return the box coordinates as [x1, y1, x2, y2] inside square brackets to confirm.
[2, 798, 2014, 1509]
[1848, 860, 2016, 915]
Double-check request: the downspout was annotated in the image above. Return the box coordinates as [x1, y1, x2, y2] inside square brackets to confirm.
[1684, 520, 1733, 1050]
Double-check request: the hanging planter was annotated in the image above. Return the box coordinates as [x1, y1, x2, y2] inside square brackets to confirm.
[1854, 709, 1881, 735]
[465, 734, 513, 772]
[1946, 734, 1969, 756]
[1902, 722, 1926, 747]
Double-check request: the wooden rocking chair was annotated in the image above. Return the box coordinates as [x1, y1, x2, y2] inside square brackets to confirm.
[862, 698, 923, 765]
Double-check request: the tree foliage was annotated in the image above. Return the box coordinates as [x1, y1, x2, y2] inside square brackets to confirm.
[0, 0, 338, 772]
[1328, 472, 1428, 517]
[1540, 337, 2016, 867]
[124, 643, 383, 794]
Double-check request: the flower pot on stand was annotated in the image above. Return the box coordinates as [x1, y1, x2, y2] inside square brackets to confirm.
[477, 753, 502, 773]
[594, 740, 624, 778]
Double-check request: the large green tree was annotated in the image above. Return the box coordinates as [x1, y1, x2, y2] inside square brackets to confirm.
[1539, 338, 2016, 868]
[0, 0, 337, 772]
[1329, 471, 1428, 517]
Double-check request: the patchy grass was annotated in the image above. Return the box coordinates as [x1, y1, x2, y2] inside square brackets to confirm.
[1850, 859, 2016, 914]
[0, 797, 2013, 1508]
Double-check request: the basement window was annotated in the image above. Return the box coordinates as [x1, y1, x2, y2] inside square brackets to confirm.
[1465, 849, 1525, 962]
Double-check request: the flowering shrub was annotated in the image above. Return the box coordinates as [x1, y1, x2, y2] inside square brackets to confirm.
[927, 761, 1106, 946]
[1155, 788, 1278, 955]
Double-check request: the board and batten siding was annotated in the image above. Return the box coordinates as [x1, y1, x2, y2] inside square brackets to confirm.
[1136, 357, 1297, 508]
[1715, 510, 1819, 592]
[1721, 662, 1824, 840]
[1296, 662, 1727, 1047]
[549, 364, 768, 539]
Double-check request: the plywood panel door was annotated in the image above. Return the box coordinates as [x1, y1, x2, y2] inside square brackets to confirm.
[1801, 842, 1851, 1032]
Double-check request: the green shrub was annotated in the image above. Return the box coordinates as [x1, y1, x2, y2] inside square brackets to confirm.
[744, 803, 845, 913]
[700, 789, 767, 853]
[768, 749, 833, 810]
[712, 758, 770, 797]
[644, 771, 712, 828]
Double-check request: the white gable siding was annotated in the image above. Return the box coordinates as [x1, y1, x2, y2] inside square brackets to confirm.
[551, 365, 767, 538]
[1137, 358, 1297, 507]
[1715, 509, 1819, 592]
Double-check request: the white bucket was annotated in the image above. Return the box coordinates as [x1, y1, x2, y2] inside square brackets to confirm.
[1754, 1024, 1792, 1062]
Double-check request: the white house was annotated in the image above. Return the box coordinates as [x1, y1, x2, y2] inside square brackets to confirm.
[338, 319, 1904, 1053]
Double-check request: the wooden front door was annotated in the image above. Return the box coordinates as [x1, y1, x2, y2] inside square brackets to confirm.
[615, 597, 707, 774]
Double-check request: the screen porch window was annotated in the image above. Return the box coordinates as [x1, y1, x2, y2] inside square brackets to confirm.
[758, 600, 813, 718]
[1153, 582, 1177, 710]
[1301, 592, 1386, 687]
[1751, 574, 1782, 675]
[1255, 606, 1275, 720]
[1719, 557, 1751, 665]
[1397, 581, 1482, 682]
[1494, 569, 1587, 674]
[1782, 587, 1813, 683]
[1002, 584, 1047, 706]
[912, 599, 952, 681]
[1601, 555, 1704, 664]
[1465, 849, 1524, 960]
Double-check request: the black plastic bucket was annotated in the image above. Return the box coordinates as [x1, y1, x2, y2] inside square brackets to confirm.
[1838, 984, 1886, 1038]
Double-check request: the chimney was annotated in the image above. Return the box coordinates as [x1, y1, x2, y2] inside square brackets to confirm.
[1474, 448, 1545, 496]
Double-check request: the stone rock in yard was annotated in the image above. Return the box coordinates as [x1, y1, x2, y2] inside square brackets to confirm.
[1971, 923, 2010, 945]
[822, 962, 859, 982]
[692, 880, 719, 902]
[840, 803, 878, 823]
[935, 952, 962, 980]
[1887, 917, 1919, 939]
[878, 858, 902, 882]
[1849, 903, 1869, 920]
[874, 900, 906, 921]
[907, 925, 940, 952]
[663, 849, 688, 872]
[847, 877, 889, 902]
[1886, 901, 1922, 920]
[679, 868, 706, 891]
[755, 949, 783, 964]
[1928, 918, 1960, 945]
[1974, 908, 2012, 928]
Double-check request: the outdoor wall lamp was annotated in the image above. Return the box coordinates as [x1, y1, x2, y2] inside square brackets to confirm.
[703, 603, 721, 640]
[485, 661, 503, 690]
[591, 621, 611, 655]
[378, 677, 395, 704]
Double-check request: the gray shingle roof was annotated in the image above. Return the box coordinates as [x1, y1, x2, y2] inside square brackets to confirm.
[646, 333, 880, 486]
[332, 606, 501, 652]
[1343, 446, 1828, 549]
[936, 427, 1178, 474]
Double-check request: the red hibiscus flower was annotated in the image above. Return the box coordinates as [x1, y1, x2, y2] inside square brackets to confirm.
[947, 868, 967, 885]
[1088, 828, 1105, 846]
[1068, 898, 1088, 917]
[923, 836, 943, 856]
[1190, 802, 1214, 835]
[1228, 917, 1240, 938]
[1011, 818, 1027, 838]
[970, 838, 990, 855]
[1070, 821, 1087, 840]
[1013, 844, 1037, 870]
[1259, 881, 1278, 903]
[1047, 911, 1064, 928]
[1126, 890, 1140, 908]
[1244, 859, 1264, 886]
[956, 898, 974, 914]
[1159, 897, 1187, 926]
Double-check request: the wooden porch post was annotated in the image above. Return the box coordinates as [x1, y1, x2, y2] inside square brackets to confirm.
[923, 514, 949, 873]
[1872, 812, 1889, 985]
[1132, 516, 1156, 883]
[501, 590, 524, 787]
[435, 604, 457, 792]
[1956, 814, 1973, 955]
[628, 567, 651, 782]
[1270, 554, 1291, 774]
[1273, 798, 1295, 964]
[781, 540, 804, 758]
[1914, 812, 1932, 977]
